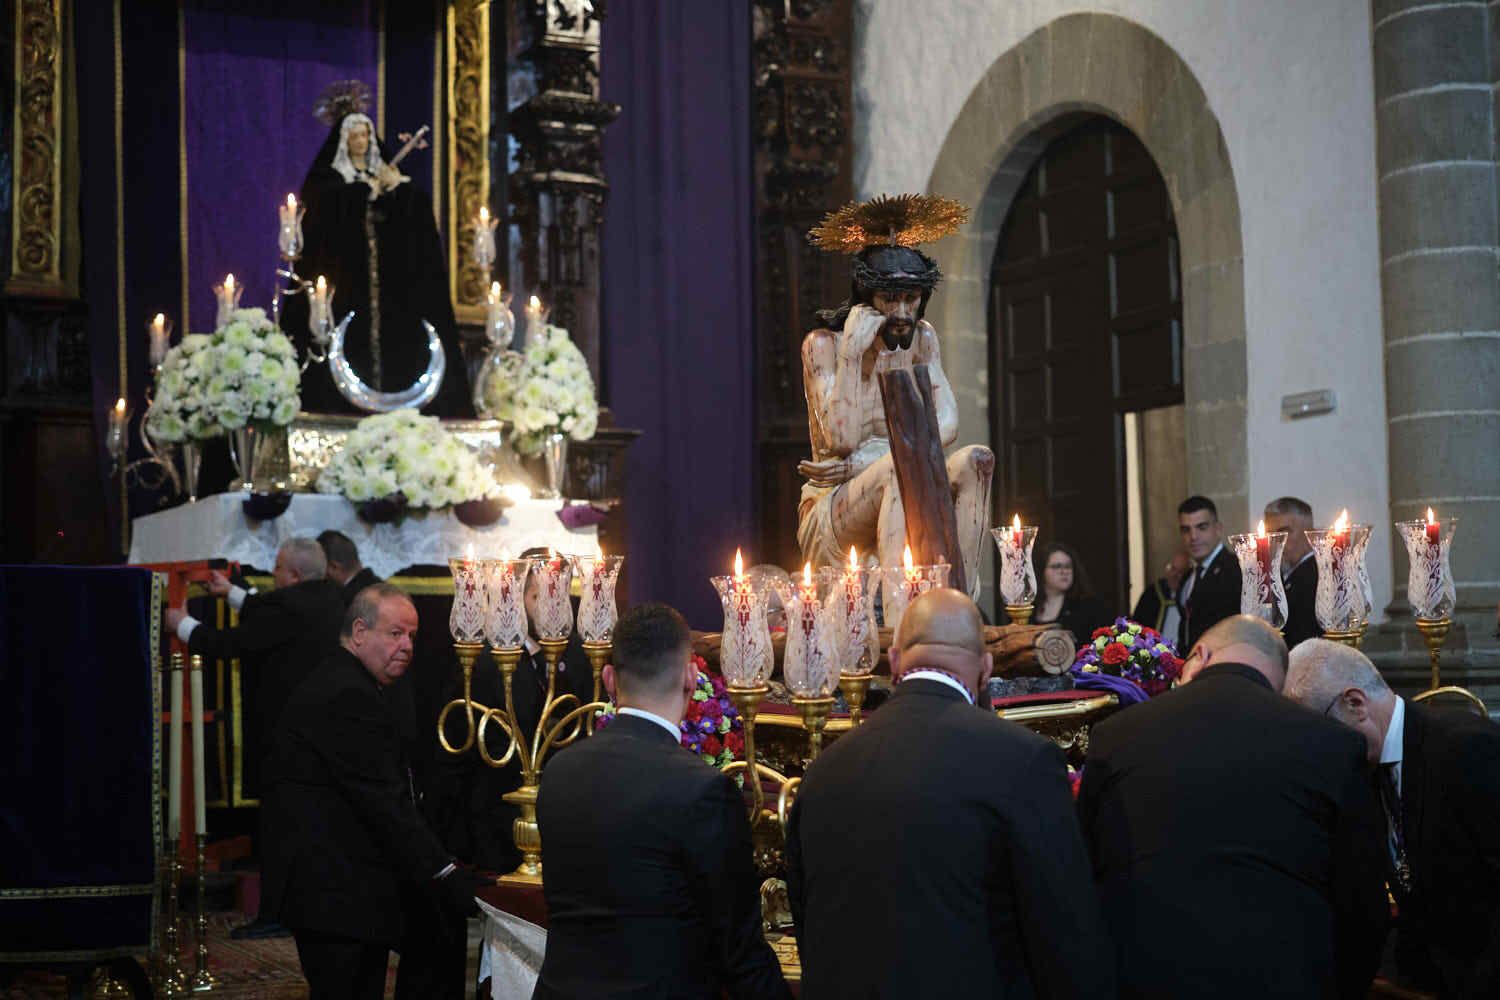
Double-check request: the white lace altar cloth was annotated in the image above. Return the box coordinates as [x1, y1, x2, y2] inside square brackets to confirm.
[127, 493, 598, 577]
[477, 895, 545, 999]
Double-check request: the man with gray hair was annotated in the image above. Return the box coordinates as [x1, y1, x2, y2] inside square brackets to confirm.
[1286, 639, 1500, 997]
[1079, 617, 1388, 998]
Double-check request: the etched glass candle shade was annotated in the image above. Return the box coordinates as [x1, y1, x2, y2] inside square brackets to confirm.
[571, 554, 624, 643]
[775, 575, 840, 699]
[530, 556, 575, 642]
[484, 558, 531, 649]
[710, 573, 774, 688]
[818, 564, 880, 675]
[1353, 524, 1376, 622]
[1228, 530, 1289, 629]
[1396, 516, 1458, 620]
[880, 561, 950, 638]
[991, 524, 1039, 606]
[448, 556, 488, 644]
[1306, 525, 1371, 632]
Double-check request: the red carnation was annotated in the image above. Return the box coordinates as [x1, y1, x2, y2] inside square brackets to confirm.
[692, 654, 708, 671]
[1090, 627, 1113, 640]
[700, 698, 724, 721]
[1101, 643, 1130, 666]
[702, 734, 723, 757]
[725, 730, 744, 755]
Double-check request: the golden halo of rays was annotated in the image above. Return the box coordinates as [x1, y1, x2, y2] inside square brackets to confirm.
[808, 194, 969, 254]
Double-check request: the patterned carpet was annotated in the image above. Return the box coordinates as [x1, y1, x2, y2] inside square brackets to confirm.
[2, 913, 485, 999]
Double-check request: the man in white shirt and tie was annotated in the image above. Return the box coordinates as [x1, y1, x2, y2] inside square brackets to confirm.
[1286, 639, 1500, 997]
[1175, 495, 1242, 651]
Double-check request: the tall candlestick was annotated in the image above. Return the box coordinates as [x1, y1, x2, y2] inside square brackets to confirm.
[189, 655, 207, 836]
[167, 653, 184, 841]
[148, 312, 171, 368]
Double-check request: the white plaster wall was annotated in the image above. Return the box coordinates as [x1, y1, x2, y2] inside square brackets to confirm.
[854, 0, 1394, 614]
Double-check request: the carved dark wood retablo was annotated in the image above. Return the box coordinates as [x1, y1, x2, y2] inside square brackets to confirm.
[752, 0, 852, 568]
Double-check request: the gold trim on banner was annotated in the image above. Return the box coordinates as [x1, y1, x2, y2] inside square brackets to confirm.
[148, 572, 165, 951]
[376, 0, 386, 136]
[433, 0, 443, 237]
[114, 0, 128, 555]
[0, 947, 146, 963]
[446, 0, 489, 317]
[244, 573, 457, 597]
[177, 0, 188, 331]
[214, 655, 228, 809]
[6, 0, 64, 295]
[0, 883, 155, 901]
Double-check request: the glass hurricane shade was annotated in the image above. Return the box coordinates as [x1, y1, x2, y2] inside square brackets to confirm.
[1228, 530, 1289, 629]
[571, 554, 624, 643]
[991, 524, 1039, 605]
[1396, 517, 1458, 619]
[710, 573, 774, 687]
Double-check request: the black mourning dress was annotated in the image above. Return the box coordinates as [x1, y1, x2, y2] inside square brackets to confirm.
[284, 114, 471, 417]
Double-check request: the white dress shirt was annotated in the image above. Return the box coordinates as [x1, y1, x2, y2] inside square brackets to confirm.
[175, 584, 255, 642]
[1381, 695, 1406, 795]
[617, 706, 682, 741]
[900, 669, 975, 705]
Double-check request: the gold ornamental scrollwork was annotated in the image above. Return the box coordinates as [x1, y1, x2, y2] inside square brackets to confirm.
[7, 0, 64, 296]
[447, 0, 490, 316]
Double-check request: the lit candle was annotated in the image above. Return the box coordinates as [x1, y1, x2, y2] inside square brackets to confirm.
[733, 547, 748, 595]
[148, 313, 170, 367]
[1256, 519, 1271, 578]
[525, 294, 546, 334]
[448, 545, 487, 645]
[903, 543, 918, 586]
[473, 205, 498, 268]
[800, 561, 817, 603]
[1010, 514, 1023, 548]
[190, 655, 207, 836]
[278, 193, 304, 258]
[214, 272, 242, 331]
[1332, 509, 1350, 552]
[110, 396, 127, 437]
[1425, 507, 1440, 546]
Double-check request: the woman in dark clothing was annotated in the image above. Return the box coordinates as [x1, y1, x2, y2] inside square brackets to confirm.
[1030, 542, 1107, 646]
[283, 86, 470, 417]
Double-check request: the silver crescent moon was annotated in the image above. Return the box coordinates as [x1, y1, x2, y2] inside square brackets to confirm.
[327, 312, 447, 412]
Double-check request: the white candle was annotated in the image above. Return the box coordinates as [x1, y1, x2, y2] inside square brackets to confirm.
[525, 294, 546, 335]
[214, 273, 241, 331]
[190, 655, 207, 836]
[168, 658, 184, 842]
[473, 206, 497, 268]
[310, 275, 331, 343]
[278, 193, 303, 258]
[148, 313, 169, 367]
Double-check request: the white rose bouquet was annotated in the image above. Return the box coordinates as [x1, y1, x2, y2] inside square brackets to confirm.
[491, 323, 599, 456]
[317, 409, 500, 508]
[146, 308, 301, 442]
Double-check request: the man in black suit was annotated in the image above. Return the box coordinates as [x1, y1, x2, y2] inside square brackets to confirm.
[260, 583, 485, 1000]
[787, 588, 1114, 998]
[1131, 549, 1190, 636]
[1079, 615, 1387, 999]
[534, 602, 790, 1000]
[164, 537, 346, 801]
[317, 529, 381, 606]
[1176, 494, 1242, 650]
[1286, 639, 1500, 998]
[1264, 496, 1322, 647]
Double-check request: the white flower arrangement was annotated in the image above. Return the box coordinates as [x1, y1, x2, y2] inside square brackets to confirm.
[483, 323, 599, 456]
[316, 409, 501, 508]
[146, 308, 301, 442]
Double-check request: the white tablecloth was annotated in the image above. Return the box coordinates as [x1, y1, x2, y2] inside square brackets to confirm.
[477, 896, 546, 999]
[127, 493, 597, 578]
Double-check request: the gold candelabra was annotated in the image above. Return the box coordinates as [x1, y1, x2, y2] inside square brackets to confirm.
[791, 696, 835, 758]
[1323, 626, 1367, 650]
[438, 638, 608, 885]
[582, 640, 611, 734]
[190, 833, 217, 992]
[1415, 616, 1451, 690]
[838, 673, 875, 726]
[1005, 603, 1034, 626]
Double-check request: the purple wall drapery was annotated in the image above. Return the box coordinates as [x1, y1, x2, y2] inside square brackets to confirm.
[600, 3, 755, 628]
[182, 1, 379, 333]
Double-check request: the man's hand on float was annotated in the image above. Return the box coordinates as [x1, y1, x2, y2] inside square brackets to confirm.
[207, 570, 231, 598]
[165, 607, 187, 632]
[799, 457, 851, 488]
[837, 304, 885, 362]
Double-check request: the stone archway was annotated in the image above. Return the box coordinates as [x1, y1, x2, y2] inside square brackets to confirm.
[927, 13, 1249, 541]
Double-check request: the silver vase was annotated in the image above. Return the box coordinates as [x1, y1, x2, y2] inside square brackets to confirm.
[179, 441, 202, 503]
[543, 432, 568, 499]
[228, 426, 259, 492]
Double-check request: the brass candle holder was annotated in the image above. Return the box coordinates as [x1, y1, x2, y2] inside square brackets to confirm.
[838, 673, 875, 726]
[1415, 616, 1451, 690]
[726, 684, 771, 817]
[190, 832, 217, 992]
[581, 639, 611, 734]
[157, 843, 186, 995]
[792, 696, 835, 759]
[1005, 603, 1034, 626]
[1322, 627, 1364, 650]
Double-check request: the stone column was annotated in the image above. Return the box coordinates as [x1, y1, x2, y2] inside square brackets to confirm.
[1371, 0, 1500, 689]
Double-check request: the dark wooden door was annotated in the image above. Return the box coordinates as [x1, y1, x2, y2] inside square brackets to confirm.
[989, 118, 1182, 615]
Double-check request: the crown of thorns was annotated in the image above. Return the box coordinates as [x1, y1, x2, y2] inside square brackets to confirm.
[313, 80, 373, 126]
[808, 194, 968, 254]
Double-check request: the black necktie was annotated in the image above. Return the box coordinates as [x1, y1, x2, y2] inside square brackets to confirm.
[1377, 763, 1412, 896]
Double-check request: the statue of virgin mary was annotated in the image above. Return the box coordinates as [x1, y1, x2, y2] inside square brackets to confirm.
[284, 81, 472, 416]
